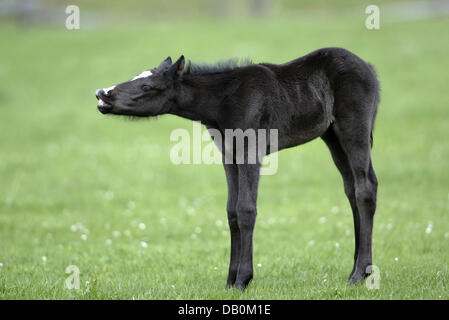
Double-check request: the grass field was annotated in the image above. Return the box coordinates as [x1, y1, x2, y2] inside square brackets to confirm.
[0, 10, 448, 299]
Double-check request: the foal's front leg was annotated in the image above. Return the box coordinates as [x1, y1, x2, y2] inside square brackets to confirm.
[223, 163, 240, 288]
[233, 163, 261, 290]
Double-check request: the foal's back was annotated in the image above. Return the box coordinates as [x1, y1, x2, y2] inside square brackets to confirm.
[257, 47, 379, 150]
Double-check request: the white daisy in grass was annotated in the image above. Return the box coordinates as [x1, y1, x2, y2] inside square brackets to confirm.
[139, 223, 146, 230]
[319, 217, 327, 224]
[106, 239, 112, 245]
[186, 207, 195, 216]
[195, 227, 202, 234]
[394, 257, 399, 262]
[215, 219, 223, 227]
[127, 201, 136, 209]
[335, 242, 340, 248]
[425, 222, 433, 234]
[331, 206, 340, 214]
[257, 263, 262, 268]
[140, 241, 148, 248]
[81, 234, 87, 241]
[73, 222, 89, 234]
[42, 256, 47, 263]
[0, 262, 3, 267]
[103, 190, 114, 200]
[113, 231, 121, 238]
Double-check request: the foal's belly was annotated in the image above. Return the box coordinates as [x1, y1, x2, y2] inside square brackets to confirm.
[275, 74, 334, 151]
[277, 102, 334, 151]
[278, 125, 329, 150]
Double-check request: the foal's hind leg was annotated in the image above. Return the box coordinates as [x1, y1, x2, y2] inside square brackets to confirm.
[321, 128, 360, 274]
[332, 121, 378, 284]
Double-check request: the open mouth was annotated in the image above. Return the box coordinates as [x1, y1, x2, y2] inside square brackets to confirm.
[96, 91, 113, 114]
[97, 99, 113, 114]
[98, 98, 108, 105]
[98, 99, 111, 108]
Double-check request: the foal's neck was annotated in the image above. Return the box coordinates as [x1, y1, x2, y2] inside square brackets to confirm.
[169, 73, 230, 126]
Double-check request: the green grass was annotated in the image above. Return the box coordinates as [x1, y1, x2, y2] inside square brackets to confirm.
[0, 13, 448, 299]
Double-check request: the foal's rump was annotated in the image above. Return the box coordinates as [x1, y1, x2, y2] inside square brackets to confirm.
[296, 47, 380, 143]
[320, 47, 380, 124]
[233, 48, 379, 151]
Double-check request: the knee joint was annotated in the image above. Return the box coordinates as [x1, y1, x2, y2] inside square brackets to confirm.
[355, 188, 377, 210]
[236, 204, 257, 230]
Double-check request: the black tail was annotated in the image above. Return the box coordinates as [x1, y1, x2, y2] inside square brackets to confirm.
[367, 63, 380, 150]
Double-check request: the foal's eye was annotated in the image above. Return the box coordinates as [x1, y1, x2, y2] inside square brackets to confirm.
[141, 85, 151, 92]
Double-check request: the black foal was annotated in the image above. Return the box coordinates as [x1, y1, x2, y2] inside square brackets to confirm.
[96, 47, 379, 290]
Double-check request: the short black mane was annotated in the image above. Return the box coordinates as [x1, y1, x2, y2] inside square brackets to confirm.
[183, 57, 253, 75]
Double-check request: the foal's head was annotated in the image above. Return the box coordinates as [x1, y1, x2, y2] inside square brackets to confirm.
[95, 56, 185, 117]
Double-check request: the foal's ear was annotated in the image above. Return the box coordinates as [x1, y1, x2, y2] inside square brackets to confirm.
[158, 56, 172, 69]
[167, 55, 185, 78]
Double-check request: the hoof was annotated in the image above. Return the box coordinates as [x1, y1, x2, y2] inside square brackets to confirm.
[233, 276, 252, 291]
[348, 272, 366, 285]
[225, 283, 234, 290]
[233, 282, 247, 291]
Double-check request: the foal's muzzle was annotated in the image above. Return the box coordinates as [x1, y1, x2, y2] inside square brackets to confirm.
[95, 89, 113, 114]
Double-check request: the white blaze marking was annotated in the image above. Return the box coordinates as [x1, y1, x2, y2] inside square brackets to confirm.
[103, 85, 116, 94]
[131, 70, 152, 81]
[101, 70, 152, 96]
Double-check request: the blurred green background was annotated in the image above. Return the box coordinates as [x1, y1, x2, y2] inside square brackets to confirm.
[0, 0, 448, 299]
